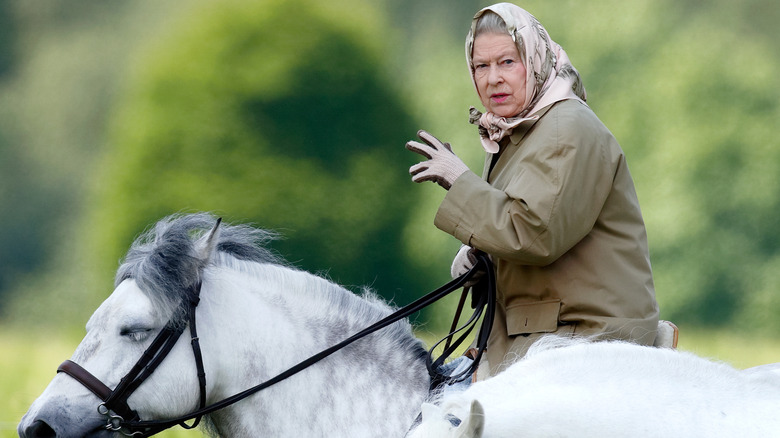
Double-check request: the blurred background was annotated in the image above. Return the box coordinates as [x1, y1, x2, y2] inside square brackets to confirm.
[2, 0, 779, 435]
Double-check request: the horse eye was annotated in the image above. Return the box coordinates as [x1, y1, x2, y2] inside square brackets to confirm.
[120, 326, 153, 341]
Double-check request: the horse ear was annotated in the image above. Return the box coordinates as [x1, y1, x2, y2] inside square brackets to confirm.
[455, 400, 485, 438]
[195, 217, 222, 262]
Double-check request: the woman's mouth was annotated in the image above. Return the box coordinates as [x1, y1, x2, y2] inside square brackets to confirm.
[491, 93, 509, 103]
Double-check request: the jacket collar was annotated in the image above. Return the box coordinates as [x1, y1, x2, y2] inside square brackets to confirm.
[482, 103, 556, 181]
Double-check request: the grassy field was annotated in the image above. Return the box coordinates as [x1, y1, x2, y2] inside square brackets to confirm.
[4, 324, 780, 437]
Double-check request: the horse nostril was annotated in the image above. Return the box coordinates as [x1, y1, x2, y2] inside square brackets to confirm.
[23, 419, 57, 438]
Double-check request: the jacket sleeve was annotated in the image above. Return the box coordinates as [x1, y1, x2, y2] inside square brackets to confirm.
[434, 104, 619, 266]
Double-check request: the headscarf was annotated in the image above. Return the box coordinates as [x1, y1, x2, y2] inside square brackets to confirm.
[465, 3, 587, 153]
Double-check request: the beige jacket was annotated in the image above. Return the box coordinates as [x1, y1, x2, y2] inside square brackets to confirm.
[435, 100, 659, 374]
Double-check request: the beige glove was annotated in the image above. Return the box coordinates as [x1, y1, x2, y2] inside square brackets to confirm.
[406, 130, 469, 190]
[451, 245, 478, 279]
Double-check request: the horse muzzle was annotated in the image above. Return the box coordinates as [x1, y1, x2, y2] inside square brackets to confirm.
[18, 395, 114, 438]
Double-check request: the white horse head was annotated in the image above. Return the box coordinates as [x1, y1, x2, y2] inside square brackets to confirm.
[19, 213, 431, 437]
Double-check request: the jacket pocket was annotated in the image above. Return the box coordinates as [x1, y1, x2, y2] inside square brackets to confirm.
[506, 299, 561, 336]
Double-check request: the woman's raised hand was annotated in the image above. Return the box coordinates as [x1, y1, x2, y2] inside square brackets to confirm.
[406, 130, 469, 190]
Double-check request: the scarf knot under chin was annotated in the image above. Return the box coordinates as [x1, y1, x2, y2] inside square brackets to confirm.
[469, 107, 537, 154]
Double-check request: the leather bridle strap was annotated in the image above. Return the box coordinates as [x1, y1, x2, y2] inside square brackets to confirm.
[181, 298, 206, 430]
[57, 282, 207, 436]
[56, 323, 183, 429]
[58, 359, 112, 401]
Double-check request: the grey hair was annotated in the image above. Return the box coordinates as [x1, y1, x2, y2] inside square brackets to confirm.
[473, 11, 507, 38]
[470, 11, 526, 71]
[116, 213, 281, 325]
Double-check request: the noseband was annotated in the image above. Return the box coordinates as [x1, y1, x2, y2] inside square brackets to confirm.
[57, 254, 495, 437]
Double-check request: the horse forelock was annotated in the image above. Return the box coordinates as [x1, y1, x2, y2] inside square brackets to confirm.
[115, 213, 282, 324]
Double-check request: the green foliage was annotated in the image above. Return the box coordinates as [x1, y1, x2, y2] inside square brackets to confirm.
[81, 0, 426, 305]
[0, 129, 61, 296]
[590, 4, 780, 332]
[493, 0, 780, 333]
[2, 0, 780, 337]
[0, 0, 16, 78]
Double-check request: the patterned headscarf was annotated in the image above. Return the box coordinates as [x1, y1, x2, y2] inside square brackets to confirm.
[466, 3, 587, 153]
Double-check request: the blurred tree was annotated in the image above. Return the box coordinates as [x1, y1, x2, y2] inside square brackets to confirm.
[396, 0, 780, 333]
[80, 0, 427, 306]
[538, 0, 780, 332]
[0, 130, 60, 294]
[0, 0, 195, 317]
[0, 0, 16, 78]
[3, 0, 780, 337]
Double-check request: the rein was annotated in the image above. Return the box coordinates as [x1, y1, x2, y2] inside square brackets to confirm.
[57, 253, 495, 437]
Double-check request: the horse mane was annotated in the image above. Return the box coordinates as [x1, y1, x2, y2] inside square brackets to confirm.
[115, 214, 425, 361]
[116, 213, 282, 323]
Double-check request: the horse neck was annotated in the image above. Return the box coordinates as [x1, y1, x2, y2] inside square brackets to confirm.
[201, 263, 430, 437]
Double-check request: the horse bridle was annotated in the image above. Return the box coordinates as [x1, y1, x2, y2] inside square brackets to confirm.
[57, 253, 495, 437]
[58, 282, 207, 436]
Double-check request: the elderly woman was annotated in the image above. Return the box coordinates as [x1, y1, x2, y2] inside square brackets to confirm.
[407, 2, 659, 376]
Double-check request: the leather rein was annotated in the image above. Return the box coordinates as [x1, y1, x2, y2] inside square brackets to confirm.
[57, 253, 495, 437]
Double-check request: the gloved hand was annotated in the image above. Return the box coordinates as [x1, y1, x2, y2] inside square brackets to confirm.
[451, 245, 478, 279]
[406, 130, 469, 190]
[451, 245, 486, 289]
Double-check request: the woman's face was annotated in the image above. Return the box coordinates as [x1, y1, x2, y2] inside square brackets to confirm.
[472, 32, 528, 117]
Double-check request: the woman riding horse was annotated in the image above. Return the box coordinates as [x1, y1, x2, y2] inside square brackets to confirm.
[406, 2, 660, 376]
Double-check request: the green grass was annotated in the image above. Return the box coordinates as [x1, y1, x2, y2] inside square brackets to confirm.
[4, 324, 780, 437]
[676, 325, 780, 369]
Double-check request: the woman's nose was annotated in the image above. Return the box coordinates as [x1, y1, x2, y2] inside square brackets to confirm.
[487, 65, 503, 85]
